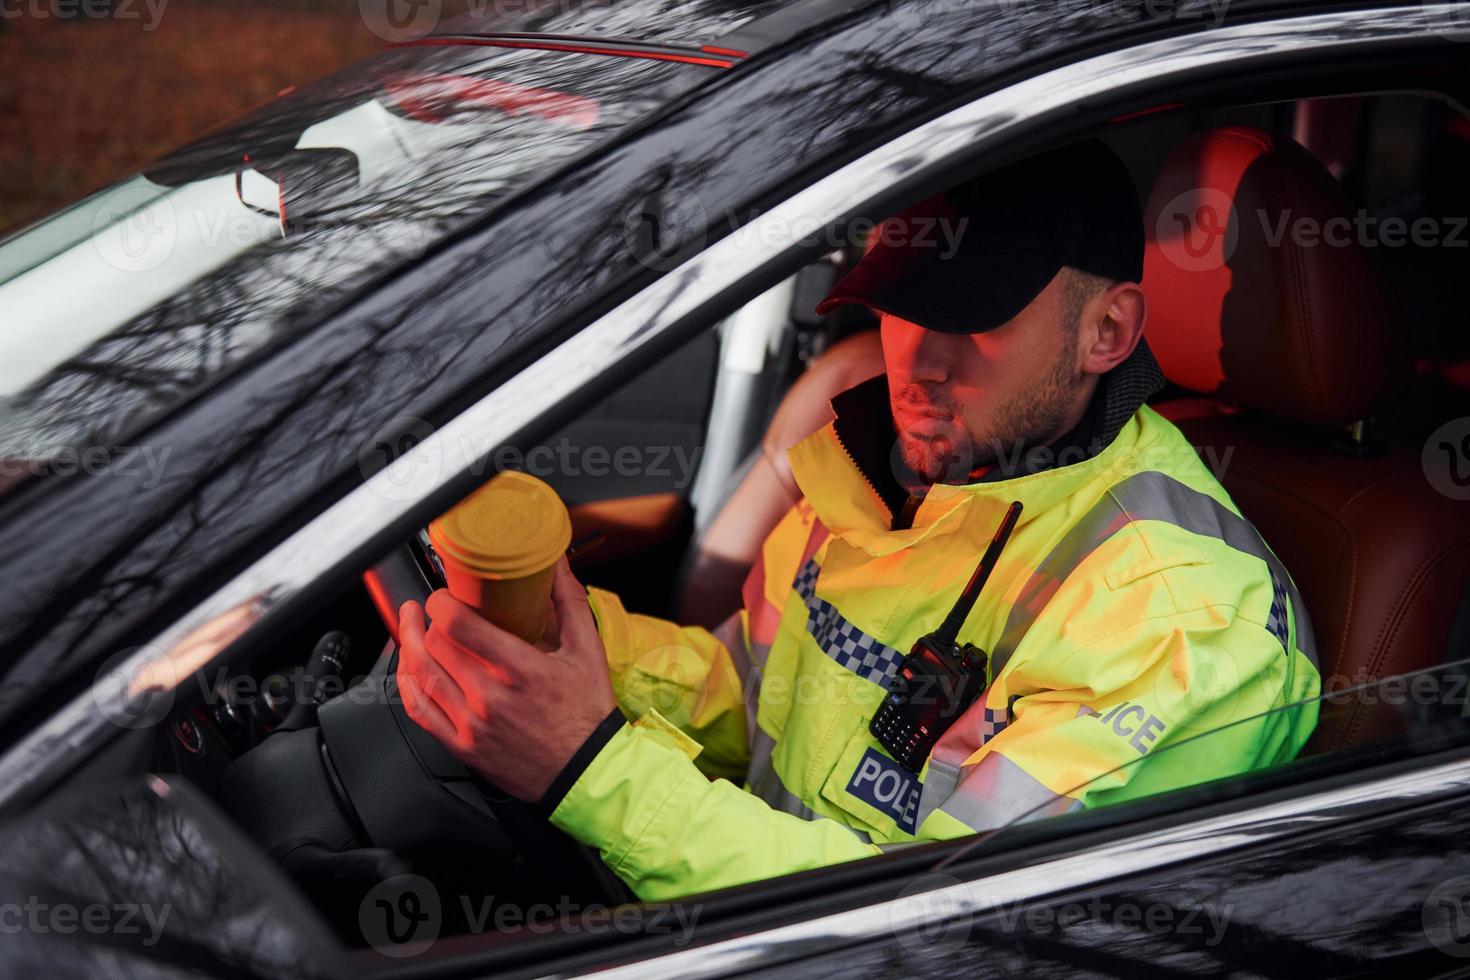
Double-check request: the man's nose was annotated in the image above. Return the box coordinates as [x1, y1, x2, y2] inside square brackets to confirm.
[903, 326, 955, 384]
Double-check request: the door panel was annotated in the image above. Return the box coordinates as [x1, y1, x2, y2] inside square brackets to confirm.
[542, 331, 718, 506]
[755, 796, 1470, 977]
[539, 331, 717, 613]
[0, 775, 343, 978]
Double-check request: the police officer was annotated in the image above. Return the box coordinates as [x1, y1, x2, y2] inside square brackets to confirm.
[396, 140, 1321, 902]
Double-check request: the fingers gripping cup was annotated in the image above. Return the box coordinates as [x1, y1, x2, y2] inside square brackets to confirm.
[428, 471, 572, 643]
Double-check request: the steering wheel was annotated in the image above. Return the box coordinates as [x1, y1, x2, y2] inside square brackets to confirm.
[220, 541, 630, 908]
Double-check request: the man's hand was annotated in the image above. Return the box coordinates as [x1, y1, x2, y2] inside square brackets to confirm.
[395, 558, 618, 801]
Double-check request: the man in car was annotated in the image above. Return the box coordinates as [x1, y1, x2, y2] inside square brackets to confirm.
[395, 140, 1321, 902]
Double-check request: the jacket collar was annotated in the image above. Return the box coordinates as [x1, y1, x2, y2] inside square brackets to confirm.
[786, 339, 1166, 555]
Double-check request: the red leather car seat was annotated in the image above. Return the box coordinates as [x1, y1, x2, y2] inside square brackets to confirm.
[1144, 126, 1470, 751]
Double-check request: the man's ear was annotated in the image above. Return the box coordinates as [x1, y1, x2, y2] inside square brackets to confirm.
[1079, 281, 1147, 376]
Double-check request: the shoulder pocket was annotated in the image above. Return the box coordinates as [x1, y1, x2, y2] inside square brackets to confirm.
[1104, 550, 1210, 590]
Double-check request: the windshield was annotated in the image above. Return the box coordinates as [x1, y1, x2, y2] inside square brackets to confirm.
[0, 43, 709, 493]
[940, 657, 1470, 862]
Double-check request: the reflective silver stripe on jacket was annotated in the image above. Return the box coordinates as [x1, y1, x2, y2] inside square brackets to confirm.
[746, 726, 818, 820]
[921, 704, 1096, 828]
[921, 470, 1317, 831]
[713, 613, 764, 738]
[936, 752, 1083, 831]
[916, 706, 1010, 828]
[745, 726, 877, 843]
[989, 470, 1317, 679]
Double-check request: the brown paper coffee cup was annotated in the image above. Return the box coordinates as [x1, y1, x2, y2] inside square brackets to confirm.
[427, 471, 571, 643]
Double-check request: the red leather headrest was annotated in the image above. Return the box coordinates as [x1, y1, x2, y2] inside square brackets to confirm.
[1143, 126, 1409, 424]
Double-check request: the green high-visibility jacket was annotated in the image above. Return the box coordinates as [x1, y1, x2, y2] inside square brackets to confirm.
[549, 401, 1320, 901]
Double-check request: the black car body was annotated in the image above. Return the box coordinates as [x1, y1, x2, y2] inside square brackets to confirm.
[2, 0, 1470, 975]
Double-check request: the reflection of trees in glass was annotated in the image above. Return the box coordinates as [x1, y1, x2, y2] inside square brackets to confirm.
[0, 0, 1175, 706]
[0, 0, 1101, 473]
[464, 0, 785, 44]
[2, 46, 689, 471]
[798, 807, 1466, 977]
[0, 778, 333, 977]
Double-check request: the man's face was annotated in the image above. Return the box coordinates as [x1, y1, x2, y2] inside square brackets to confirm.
[880, 270, 1089, 484]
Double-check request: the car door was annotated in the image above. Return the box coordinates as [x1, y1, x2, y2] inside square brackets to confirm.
[568, 661, 1470, 979]
[1, 4, 1464, 978]
[450, 6, 1470, 975]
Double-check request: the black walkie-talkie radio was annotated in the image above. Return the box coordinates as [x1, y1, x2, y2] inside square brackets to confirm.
[870, 500, 1023, 772]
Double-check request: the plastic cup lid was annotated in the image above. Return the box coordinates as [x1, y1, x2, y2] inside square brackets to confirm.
[428, 471, 571, 578]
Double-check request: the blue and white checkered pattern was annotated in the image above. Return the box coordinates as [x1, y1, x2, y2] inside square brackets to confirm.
[977, 706, 1009, 745]
[792, 559, 906, 689]
[1265, 571, 1290, 653]
[792, 558, 821, 600]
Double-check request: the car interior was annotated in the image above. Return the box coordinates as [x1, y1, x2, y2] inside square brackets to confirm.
[140, 75, 1470, 962]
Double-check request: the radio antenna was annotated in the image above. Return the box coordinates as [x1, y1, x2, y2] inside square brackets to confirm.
[934, 500, 1023, 649]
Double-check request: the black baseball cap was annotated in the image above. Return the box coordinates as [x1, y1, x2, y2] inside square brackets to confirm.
[816, 139, 1143, 333]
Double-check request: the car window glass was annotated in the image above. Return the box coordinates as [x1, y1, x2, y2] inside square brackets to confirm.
[0, 45, 708, 491]
[972, 657, 1470, 844]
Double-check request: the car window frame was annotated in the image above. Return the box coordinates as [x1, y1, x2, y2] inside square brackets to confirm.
[2, 3, 1465, 974]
